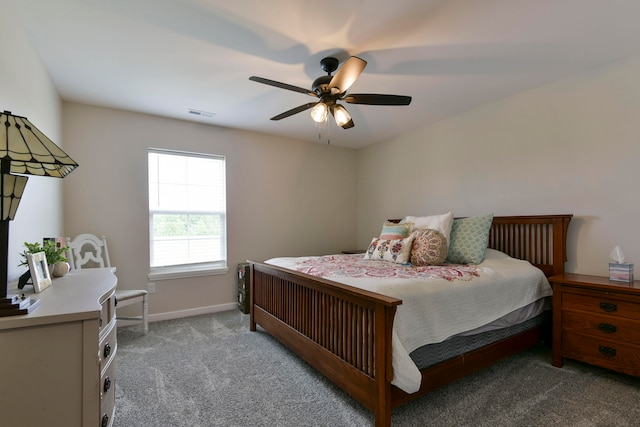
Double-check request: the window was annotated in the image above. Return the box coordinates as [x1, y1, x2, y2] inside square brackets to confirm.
[148, 149, 227, 279]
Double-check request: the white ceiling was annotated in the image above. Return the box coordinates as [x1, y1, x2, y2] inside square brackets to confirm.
[10, 0, 640, 149]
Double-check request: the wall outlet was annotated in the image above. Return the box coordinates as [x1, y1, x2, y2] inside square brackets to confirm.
[148, 282, 156, 293]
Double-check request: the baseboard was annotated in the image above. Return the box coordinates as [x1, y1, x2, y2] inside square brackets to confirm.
[117, 303, 239, 328]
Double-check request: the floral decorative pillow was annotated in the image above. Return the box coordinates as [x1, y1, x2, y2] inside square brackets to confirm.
[401, 212, 454, 245]
[410, 229, 448, 266]
[364, 235, 414, 264]
[446, 214, 494, 264]
[379, 221, 413, 240]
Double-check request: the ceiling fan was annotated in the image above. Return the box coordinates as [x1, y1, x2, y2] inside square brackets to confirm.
[249, 56, 412, 129]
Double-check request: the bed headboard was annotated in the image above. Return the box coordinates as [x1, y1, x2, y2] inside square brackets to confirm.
[489, 215, 572, 277]
[389, 214, 572, 277]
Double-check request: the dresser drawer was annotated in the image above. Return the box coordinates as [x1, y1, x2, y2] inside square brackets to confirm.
[562, 290, 640, 321]
[562, 332, 640, 377]
[99, 320, 117, 374]
[99, 294, 116, 333]
[101, 354, 116, 407]
[562, 310, 640, 345]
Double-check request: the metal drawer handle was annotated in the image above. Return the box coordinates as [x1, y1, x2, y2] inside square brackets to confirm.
[598, 345, 617, 357]
[103, 376, 111, 393]
[598, 323, 617, 333]
[102, 413, 109, 427]
[103, 342, 111, 358]
[599, 302, 617, 312]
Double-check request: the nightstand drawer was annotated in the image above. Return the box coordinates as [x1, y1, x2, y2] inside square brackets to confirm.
[562, 310, 640, 345]
[562, 332, 640, 377]
[562, 291, 640, 321]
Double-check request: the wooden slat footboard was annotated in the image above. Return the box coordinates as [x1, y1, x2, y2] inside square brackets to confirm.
[250, 262, 401, 426]
[250, 214, 572, 427]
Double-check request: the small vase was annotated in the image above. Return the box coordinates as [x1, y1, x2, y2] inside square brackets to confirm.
[52, 262, 70, 277]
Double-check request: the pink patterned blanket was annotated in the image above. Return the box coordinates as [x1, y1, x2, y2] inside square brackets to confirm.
[291, 254, 481, 282]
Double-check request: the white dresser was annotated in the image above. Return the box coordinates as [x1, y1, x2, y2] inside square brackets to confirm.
[0, 268, 118, 427]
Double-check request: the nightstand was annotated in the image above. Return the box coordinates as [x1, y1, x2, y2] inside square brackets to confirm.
[550, 273, 640, 377]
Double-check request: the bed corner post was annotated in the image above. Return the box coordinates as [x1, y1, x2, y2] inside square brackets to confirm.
[249, 261, 256, 332]
[374, 304, 397, 427]
[551, 215, 573, 276]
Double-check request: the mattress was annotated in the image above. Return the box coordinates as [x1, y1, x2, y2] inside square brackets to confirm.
[410, 301, 549, 369]
[266, 249, 552, 393]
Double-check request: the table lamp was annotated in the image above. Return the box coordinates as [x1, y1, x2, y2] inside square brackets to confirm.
[0, 110, 78, 316]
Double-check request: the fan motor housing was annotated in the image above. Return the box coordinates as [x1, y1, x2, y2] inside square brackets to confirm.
[312, 75, 333, 95]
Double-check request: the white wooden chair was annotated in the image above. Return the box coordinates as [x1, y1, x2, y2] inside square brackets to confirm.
[66, 234, 148, 334]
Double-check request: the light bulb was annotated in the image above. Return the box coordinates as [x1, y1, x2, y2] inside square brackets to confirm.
[332, 105, 351, 127]
[310, 102, 328, 123]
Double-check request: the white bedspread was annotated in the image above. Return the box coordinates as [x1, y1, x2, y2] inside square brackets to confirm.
[265, 248, 552, 393]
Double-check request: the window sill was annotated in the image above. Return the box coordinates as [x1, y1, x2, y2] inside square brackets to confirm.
[147, 264, 228, 281]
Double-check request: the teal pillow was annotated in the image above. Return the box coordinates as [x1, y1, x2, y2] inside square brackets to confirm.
[446, 214, 494, 264]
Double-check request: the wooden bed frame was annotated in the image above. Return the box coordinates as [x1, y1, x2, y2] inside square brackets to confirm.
[249, 214, 572, 426]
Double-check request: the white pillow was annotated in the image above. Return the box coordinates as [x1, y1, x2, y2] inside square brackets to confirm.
[402, 212, 454, 245]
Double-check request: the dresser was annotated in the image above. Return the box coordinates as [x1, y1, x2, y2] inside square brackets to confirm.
[0, 268, 118, 427]
[550, 273, 640, 377]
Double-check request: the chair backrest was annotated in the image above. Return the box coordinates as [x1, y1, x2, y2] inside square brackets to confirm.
[66, 234, 112, 270]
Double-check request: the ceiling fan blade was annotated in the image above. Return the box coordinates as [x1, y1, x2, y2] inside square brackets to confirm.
[328, 56, 367, 94]
[342, 93, 412, 106]
[270, 102, 317, 121]
[249, 76, 316, 97]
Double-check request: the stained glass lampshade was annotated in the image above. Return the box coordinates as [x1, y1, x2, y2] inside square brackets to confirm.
[0, 110, 79, 316]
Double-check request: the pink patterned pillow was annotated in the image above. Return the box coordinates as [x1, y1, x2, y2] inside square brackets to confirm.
[410, 229, 448, 266]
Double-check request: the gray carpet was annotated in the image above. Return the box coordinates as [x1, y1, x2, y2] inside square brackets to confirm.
[114, 310, 640, 427]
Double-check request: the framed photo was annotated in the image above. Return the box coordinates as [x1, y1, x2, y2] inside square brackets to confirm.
[27, 251, 52, 293]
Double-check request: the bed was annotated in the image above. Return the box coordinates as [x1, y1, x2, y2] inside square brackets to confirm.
[249, 214, 572, 426]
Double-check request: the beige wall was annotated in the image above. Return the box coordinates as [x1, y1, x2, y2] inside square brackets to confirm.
[1, 0, 65, 284]
[62, 103, 357, 318]
[357, 55, 640, 277]
[6, 0, 640, 316]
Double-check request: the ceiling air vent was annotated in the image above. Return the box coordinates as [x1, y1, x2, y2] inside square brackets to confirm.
[188, 109, 215, 118]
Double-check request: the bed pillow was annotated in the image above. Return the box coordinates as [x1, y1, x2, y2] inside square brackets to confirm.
[364, 236, 414, 264]
[446, 214, 494, 264]
[379, 221, 413, 240]
[410, 229, 448, 266]
[401, 212, 454, 245]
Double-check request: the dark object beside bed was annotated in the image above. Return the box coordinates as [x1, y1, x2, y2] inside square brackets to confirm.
[249, 214, 572, 427]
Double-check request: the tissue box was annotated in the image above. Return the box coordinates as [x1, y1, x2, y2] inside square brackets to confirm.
[609, 262, 634, 282]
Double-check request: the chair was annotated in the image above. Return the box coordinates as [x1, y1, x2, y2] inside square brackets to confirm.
[66, 233, 148, 334]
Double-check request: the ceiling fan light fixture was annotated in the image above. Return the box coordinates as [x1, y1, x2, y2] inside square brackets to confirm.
[332, 104, 351, 127]
[310, 102, 328, 123]
[249, 55, 410, 130]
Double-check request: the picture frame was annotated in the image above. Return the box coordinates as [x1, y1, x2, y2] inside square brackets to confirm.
[27, 251, 52, 293]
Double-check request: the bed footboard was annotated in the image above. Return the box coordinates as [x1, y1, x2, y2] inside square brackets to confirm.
[250, 262, 401, 427]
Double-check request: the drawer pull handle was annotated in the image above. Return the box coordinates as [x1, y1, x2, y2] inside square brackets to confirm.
[599, 302, 617, 312]
[103, 376, 111, 393]
[103, 342, 111, 358]
[598, 323, 617, 333]
[598, 345, 617, 357]
[102, 413, 109, 427]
